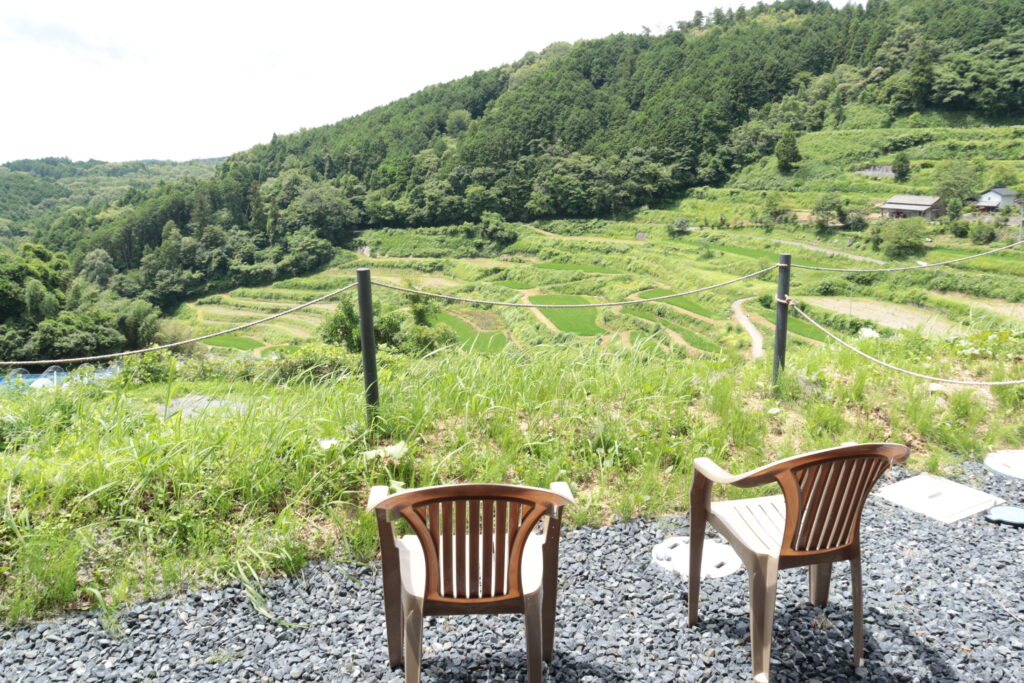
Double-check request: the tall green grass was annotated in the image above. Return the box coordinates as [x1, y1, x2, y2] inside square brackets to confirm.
[2, 328, 1021, 623]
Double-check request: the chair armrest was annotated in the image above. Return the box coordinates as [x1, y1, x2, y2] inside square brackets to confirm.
[549, 481, 574, 504]
[367, 485, 390, 512]
[693, 457, 742, 484]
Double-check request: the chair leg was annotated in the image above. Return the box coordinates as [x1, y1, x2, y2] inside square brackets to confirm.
[401, 589, 424, 683]
[688, 514, 706, 626]
[850, 555, 864, 667]
[383, 566, 405, 667]
[524, 590, 544, 683]
[748, 555, 779, 683]
[808, 562, 832, 607]
[542, 536, 558, 662]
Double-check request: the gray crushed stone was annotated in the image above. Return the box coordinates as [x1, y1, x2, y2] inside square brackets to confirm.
[1, 464, 1021, 682]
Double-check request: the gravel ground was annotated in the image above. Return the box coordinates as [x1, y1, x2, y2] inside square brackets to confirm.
[2, 464, 1021, 682]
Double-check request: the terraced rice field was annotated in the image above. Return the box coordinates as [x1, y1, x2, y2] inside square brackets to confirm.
[203, 334, 264, 351]
[435, 312, 508, 352]
[534, 262, 620, 274]
[175, 205, 1021, 361]
[641, 288, 722, 320]
[528, 295, 605, 335]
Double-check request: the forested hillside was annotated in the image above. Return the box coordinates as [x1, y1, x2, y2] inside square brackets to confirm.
[0, 157, 218, 246]
[4, 0, 1024, 361]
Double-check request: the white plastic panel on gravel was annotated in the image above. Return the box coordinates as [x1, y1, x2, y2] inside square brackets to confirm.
[985, 450, 1024, 480]
[651, 536, 742, 579]
[875, 473, 1004, 524]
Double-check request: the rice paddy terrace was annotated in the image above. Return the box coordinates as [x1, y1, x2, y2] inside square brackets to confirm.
[175, 215, 1024, 361]
[175, 108, 1024, 359]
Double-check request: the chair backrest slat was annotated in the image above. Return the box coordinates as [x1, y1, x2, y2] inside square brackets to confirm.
[825, 458, 869, 548]
[506, 502, 521, 594]
[455, 500, 467, 598]
[468, 500, 480, 599]
[427, 503, 440, 558]
[794, 464, 824, 549]
[482, 499, 494, 598]
[810, 461, 844, 551]
[442, 500, 454, 597]
[494, 500, 507, 595]
[378, 484, 569, 604]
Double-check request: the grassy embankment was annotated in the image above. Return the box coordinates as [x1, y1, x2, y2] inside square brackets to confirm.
[1, 326, 1022, 624]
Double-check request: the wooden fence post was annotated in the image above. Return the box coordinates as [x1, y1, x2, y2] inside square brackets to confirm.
[356, 268, 379, 424]
[772, 254, 791, 386]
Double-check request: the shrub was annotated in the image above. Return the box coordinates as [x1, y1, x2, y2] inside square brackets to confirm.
[119, 348, 177, 385]
[813, 278, 848, 296]
[969, 222, 996, 245]
[868, 218, 926, 259]
[948, 219, 969, 238]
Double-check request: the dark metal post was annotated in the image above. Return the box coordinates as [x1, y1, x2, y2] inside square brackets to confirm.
[772, 254, 791, 385]
[356, 268, 379, 423]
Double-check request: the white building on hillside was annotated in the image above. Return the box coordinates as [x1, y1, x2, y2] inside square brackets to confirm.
[976, 187, 1018, 212]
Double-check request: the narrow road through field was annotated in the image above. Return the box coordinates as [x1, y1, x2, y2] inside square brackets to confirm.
[760, 238, 885, 264]
[732, 297, 764, 359]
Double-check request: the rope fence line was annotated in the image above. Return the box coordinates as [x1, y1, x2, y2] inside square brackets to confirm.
[0, 282, 359, 367]
[372, 265, 778, 308]
[789, 238, 1024, 273]
[786, 297, 1024, 386]
[1, 265, 777, 368]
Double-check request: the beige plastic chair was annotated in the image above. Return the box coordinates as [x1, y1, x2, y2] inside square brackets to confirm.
[368, 482, 574, 683]
[688, 443, 910, 682]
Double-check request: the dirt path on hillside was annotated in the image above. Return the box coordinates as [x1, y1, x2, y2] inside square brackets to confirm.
[732, 298, 764, 359]
[802, 296, 960, 334]
[522, 289, 561, 333]
[760, 238, 885, 264]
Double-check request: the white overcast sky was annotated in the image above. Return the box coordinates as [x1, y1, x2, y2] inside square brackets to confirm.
[0, 0, 851, 164]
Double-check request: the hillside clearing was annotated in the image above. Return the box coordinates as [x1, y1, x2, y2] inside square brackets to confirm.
[803, 297, 960, 334]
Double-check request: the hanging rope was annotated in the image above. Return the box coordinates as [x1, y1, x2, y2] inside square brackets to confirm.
[790, 239, 1024, 273]
[372, 265, 778, 308]
[0, 282, 359, 367]
[785, 297, 1024, 386]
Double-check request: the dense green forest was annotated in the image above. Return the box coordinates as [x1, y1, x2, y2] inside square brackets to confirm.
[3, 0, 1024, 361]
[0, 157, 218, 246]
[0, 243, 160, 360]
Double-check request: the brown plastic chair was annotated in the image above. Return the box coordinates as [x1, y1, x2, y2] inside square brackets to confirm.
[367, 482, 574, 683]
[688, 443, 910, 682]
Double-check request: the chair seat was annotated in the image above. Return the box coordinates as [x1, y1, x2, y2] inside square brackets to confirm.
[709, 494, 785, 557]
[396, 532, 545, 598]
